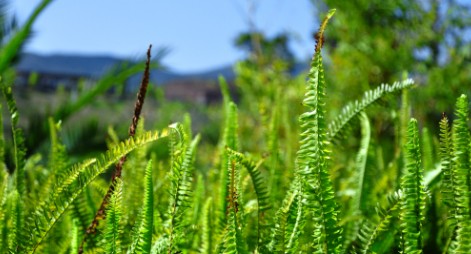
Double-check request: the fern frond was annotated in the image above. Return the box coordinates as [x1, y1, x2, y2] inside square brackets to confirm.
[439, 114, 454, 209]
[69, 166, 98, 238]
[344, 112, 371, 251]
[122, 119, 150, 225]
[399, 89, 411, 159]
[2, 86, 27, 251]
[271, 178, 304, 253]
[0, 107, 6, 251]
[218, 102, 239, 231]
[352, 112, 371, 214]
[189, 173, 205, 250]
[136, 160, 154, 254]
[0, 173, 8, 250]
[328, 79, 415, 142]
[357, 190, 402, 253]
[436, 113, 457, 253]
[168, 124, 200, 253]
[399, 119, 426, 253]
[0, 104, 6, 174]
[450, 94, 471, 252]
[296, 9, 341, 253]
[48, 118, 68, 177]
[150, 236, 170, 254]
[286, 190, 304, 253]
[2, 86, 26, 197]
[70, 220, 80, 254]
[24, 130, 168, 253]
[271, 188, 296, 252]
[33, 118, 70, 209]
[7, 189, 20, 253]
[226, 148, 271, 251]
[220, 159, 247, 253]
[105, 178, 123, 254]
[199, 197, 214, 254]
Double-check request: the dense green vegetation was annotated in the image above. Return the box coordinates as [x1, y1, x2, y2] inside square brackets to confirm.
[312, 0, 471, 124]
[1, 1, 471, 253]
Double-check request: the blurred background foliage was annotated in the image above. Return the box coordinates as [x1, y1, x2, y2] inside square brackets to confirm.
[311, 0, 471, 125]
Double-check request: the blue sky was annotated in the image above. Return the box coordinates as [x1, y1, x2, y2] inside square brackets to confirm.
[10, 0, 316, 73]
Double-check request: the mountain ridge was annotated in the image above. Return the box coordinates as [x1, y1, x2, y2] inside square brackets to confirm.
[15, 52, 236, 85]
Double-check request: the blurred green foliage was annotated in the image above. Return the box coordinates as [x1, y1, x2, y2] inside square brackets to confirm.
[312, 0, 471, 125]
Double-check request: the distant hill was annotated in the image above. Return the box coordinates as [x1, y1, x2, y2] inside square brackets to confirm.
[15, 52, 235, 88]
[14, 52, 309, 98]
[16, 53, 122, 78]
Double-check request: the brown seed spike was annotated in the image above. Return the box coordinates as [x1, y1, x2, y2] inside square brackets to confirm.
[129, 44, 152, 137]
[78, 45, 153, 254]
[314, 9, 336, 53]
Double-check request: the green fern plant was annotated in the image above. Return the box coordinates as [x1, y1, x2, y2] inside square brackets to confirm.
[2, 5, 471, 254]
[446, 94, 471, 253]
[271, 177, 304, 253]
[104, 178, 123, 254]
[342, 112, 371, 252]
[25, 130, 167, 253]
[399, 119, 426, 253]
[219, 157, 248, 253]
[328, 79, 414, 142]
[199, 197, 214, 254]
[133, 160, 154, 254]
[295, 9, 342, 253]
[357, 190, 402, 253]
[1, 85, 27, 253]
[167, 123, 200, 253]
[217, 88, 240, 236]
[226, 148, 270, 252]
